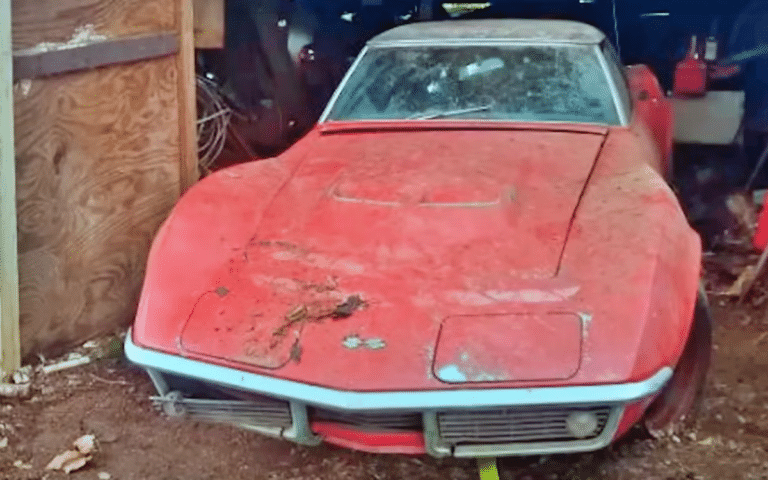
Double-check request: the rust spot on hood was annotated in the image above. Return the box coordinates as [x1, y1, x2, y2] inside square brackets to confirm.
[214, 286, 229, 297]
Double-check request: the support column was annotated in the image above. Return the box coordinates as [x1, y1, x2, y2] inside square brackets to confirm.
[0, 0, 21, 375]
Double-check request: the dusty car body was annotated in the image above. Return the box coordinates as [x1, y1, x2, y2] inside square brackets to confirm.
[126, 19, 710, 458]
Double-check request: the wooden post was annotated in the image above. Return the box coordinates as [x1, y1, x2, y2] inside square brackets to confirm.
[0, 0, 21, 375]
[178, 0, 200, 192]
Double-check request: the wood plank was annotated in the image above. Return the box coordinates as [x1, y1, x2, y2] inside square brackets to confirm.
[14, 57, 182, 357]
[178, 0, 199, 190]
[192, 0, 224, 49]
[13, 32, 179, 81]
[11, 0, 176, 49]
[0, 0, 21, 374]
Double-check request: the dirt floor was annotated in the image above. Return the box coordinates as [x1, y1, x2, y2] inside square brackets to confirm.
[2, 262, 768, 480]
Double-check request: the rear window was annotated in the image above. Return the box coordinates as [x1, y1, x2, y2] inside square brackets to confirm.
[325, 44, 620, 125]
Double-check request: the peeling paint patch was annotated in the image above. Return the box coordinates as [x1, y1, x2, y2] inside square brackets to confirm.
[484, 286, 580, 303]
[365, 338, 386, 349]
[424, 346, 436, 379]
[331, 258, 365, 275]
[447, 291, 495, 306]
[342, 335, 363, 349]
[272, 250, 299, 261]
[268, 249, 364, 275]
[250, 274, 344, 298]
[436, 364, 467, 382]
[578, 312, 593, 340]
[342, 334, 386, 350]
[14, 79, 32, 97]
[303, 253, 332, 268]
[594, 369, 622, 382]
[268, 277, 303, 292]
[23, 24, 108, 55]
[436, 362, 505, 383]
[474, 371, 503, 382]
[447, 286, 579, 305]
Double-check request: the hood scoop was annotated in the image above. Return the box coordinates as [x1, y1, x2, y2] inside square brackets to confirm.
[254, 128, 604, 282]
[331, 173, 506, 207]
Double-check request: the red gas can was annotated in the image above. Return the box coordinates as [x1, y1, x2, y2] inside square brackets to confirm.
[754, 196, 768, 251]
[674, 36, 707, 97]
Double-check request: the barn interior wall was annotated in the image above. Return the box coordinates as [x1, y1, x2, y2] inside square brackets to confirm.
[12, 0, 196, 359]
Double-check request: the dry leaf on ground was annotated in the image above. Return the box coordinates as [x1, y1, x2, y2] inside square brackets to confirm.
[46, 434, 97, 473]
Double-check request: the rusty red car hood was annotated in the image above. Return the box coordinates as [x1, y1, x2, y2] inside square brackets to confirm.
[133, 126, 700, 392]
[180, 131, 604, 381]
[250, 127, 604, 279]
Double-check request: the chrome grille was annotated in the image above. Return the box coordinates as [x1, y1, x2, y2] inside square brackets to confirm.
[152, 393, 292, 429]
[437, 406, 612, 444]
[311, 408, 422, 431]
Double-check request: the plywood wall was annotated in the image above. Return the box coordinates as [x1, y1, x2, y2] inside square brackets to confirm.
[193, 0, 224, 48]
[12, 0, 175, 49]
[12, 0, 197, 357]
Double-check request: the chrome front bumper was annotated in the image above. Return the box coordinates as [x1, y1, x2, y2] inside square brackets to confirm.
[125, 331, 672, 457]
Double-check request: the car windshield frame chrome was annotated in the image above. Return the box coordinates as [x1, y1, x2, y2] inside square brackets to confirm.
[598, 39, 632, 123]
[319, 40, 630, 127]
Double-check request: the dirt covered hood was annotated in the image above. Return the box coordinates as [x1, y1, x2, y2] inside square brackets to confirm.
[178, 128, 607, 389]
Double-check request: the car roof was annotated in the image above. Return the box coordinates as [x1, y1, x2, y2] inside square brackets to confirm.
[367, 19, 606, 46]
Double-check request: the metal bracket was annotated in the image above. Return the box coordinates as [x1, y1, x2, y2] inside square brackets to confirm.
[422, 411, 452, 457]
[283, 402, 322, 446]
[157, 391, 187, 417]
[145, 368, 170, 396]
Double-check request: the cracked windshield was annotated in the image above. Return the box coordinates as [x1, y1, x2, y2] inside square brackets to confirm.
[326, 44, 620, 124]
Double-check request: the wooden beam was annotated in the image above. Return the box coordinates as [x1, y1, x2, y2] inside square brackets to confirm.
[13, 32, 179, 81]
[0, 0, 21, 375]
[178, 0, 199, 190]
[11, 0, 176, 50]
[193, 0, 224, 49]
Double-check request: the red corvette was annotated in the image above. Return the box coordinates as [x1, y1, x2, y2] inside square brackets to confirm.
[126, 19, 711, 458]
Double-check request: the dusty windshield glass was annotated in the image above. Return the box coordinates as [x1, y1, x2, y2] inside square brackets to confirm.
[325, 44, 620, 124]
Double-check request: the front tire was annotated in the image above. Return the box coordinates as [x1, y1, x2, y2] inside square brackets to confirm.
[643, 286, 713, 433]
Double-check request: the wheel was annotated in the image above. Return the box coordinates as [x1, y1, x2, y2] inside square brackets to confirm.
[643, 285, 713, 433]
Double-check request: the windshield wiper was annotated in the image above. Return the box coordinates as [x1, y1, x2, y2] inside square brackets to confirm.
[411, 104, 493, 120]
